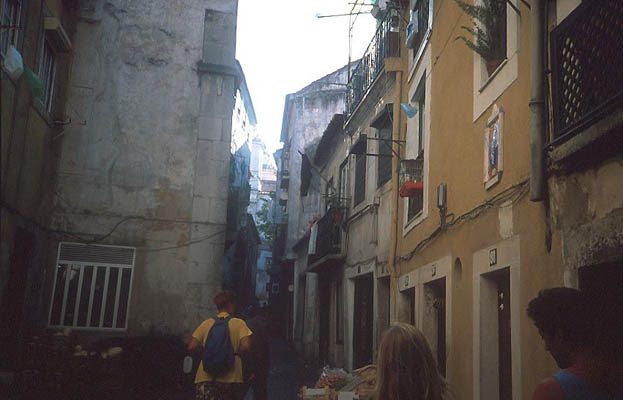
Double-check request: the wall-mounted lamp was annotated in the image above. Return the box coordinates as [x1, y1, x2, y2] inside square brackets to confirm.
[437, 183, 447, 210]
[437, 183, 448, 228]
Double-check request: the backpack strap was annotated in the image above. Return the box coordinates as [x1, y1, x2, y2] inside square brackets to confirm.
[218, 315, 240, 357]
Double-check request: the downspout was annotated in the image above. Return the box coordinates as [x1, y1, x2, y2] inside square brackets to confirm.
[529, 0, 545, 201]
[389, 69, 403, 323]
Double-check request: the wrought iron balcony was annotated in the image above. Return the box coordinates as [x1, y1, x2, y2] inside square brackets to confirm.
[308, 207, 345, 267]
[346, 13, 400, 120]
[550, 0, 623, 144]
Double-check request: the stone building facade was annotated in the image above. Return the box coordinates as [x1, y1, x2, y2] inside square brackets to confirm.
[271, 65, 350, 360]
[1, 0, 240, 347]
[299, 11, 400, 370]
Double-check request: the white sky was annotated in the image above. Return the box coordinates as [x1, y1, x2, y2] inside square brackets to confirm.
[236, 0, 376, 154]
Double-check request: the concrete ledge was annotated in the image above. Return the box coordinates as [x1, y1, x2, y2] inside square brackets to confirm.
[196, 61, 239, 78]
[550, 107, 623, 164]
[308, 252, 345, 272]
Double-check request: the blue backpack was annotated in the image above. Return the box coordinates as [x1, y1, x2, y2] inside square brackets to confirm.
[202, 315, 235, 377]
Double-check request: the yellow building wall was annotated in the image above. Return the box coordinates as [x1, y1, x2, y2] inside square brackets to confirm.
[390, 1, 568, 398]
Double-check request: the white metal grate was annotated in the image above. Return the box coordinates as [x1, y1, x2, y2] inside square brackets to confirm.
[59, 242, 135, 266]
[48, 243, 136, 330]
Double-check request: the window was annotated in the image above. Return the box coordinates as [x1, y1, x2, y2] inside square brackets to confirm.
[48, 243, 135, 330]
[271, 283, 280, 294]
[472, 0, 520, 120]
[488, 0, 507, 72]
[339, 159, 349, 206]
[408, 0, 431, 59]
[335, 279, 344, 343]
[266, 257, 272, 269]
[377, 126, 392, 187]
[39, 38, 57, 111]
[407, 80, 426, 221]
[0, 0, 22, 56]
[354, 152, 366, 206]
[325, 177, 334, 211]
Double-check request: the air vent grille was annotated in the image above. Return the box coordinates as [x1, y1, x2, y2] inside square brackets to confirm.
[59, 243, 135, 266]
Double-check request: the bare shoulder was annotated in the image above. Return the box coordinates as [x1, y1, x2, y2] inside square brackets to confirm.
[532, 377, 564, 400]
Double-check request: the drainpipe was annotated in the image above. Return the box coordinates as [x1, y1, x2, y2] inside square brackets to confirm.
[389, 69, 403, 323]
[529, 0, 545, 201]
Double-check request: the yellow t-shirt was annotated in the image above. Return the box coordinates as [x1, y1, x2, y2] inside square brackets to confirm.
[192, 312, 252, 384]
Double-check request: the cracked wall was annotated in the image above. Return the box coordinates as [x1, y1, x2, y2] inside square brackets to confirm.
[50, 0, 238, 336]
[548, 150, 623, 285]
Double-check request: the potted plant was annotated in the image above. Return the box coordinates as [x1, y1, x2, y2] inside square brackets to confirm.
[455, 0, 507, 75]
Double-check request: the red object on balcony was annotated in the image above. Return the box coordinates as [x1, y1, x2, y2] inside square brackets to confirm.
[399, 181, 424, 197]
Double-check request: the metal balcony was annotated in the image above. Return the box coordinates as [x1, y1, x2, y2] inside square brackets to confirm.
[308, 207, 345, 268]
[346, 12, 400, 120]
[550, 0, 623, 144]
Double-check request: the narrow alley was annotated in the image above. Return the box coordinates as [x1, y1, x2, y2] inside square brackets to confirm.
[263, 338, 317, 400]
[1, 0, 622, 399]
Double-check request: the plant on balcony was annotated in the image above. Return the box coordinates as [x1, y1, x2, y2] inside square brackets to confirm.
[454, 0, 507, 75]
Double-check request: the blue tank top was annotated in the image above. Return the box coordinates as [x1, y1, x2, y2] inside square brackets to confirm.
[553, 370, 620, 400]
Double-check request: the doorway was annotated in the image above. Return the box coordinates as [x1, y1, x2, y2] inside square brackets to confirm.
[353, 274, 374, 368]
[423, 277, 447, 376]
[0, 228, 36, 368]
[319, 276, 331, 366]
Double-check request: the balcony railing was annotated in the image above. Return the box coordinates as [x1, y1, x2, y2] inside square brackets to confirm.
[346, 13, 400, 120]
[550, 0, 623, 144]
[309, 207, 345, 266]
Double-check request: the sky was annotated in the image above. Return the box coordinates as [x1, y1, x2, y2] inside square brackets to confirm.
[236, 0, 376, 154]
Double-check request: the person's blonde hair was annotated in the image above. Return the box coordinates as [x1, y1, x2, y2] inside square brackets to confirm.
[375, 323, 448, 400]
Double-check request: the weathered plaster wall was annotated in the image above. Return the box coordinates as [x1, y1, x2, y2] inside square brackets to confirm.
[284, 67, 349, 254]
[1, 0, 77, 364]
[390, 0, 569, 397]
[50, 0, 238, 336]
[548, 154, 623, 285]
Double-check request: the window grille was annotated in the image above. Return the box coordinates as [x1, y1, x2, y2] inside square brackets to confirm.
[48, 243, 136, 330]
[550, 0, 623, 143]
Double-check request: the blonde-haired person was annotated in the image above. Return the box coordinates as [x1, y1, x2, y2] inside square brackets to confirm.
[375, 323, 449, 400]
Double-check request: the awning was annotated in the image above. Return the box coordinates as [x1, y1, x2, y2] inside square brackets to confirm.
[370, 103, 393, 129]
[349, 134, 367, 155]
[314, 114, 344, 165]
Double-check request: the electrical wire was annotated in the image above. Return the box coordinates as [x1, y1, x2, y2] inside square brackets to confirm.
[1, 199, 224, 252]
[139, 230, 227, 253]
[396, 178, 529, 263]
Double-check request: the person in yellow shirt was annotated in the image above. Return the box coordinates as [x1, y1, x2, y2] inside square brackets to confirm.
[188, 290, 252, 400]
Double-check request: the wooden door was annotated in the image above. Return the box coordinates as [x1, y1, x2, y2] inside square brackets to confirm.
[353, 274, 374, 368]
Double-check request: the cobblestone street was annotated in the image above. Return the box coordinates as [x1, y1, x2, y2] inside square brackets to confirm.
[263, 337, 317, 399]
